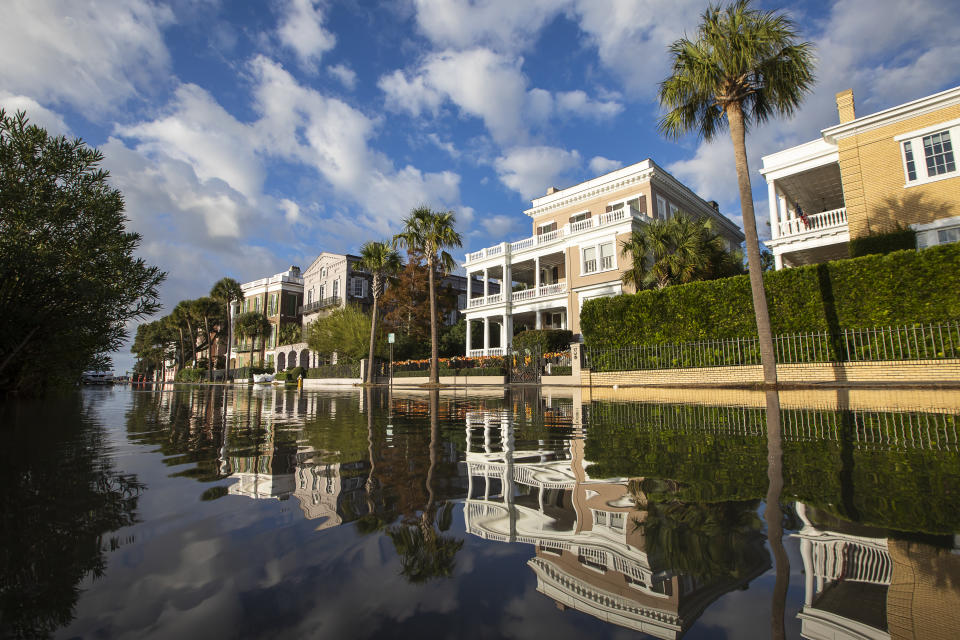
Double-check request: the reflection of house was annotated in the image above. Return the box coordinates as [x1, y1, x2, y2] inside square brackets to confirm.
[761, 86, 960, 269]
[461, 160, 744, 354]
[463, 411, 767, 639]
[794, 502, 960, 640]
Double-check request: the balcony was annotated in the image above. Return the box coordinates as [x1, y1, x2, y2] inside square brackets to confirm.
[777, 207, 847, 238]
[298, 296, 341, 315]
[468, 282, 567, 309]
[465, 206, 636, 265]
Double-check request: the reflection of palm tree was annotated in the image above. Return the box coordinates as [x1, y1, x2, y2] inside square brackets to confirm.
[764, 389, 788, 640]
[386, 389, 463, 582]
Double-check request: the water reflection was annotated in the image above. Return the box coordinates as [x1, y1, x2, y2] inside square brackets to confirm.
[3, 385, 960, 639]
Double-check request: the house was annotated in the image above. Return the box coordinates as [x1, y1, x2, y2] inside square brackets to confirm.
[461, 159, 745, 355]
[760, 86, 960, 269]
[300, 252, 374, 323]
[233, 266, 304, 369]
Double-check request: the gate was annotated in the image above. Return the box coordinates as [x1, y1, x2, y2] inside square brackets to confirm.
[508, 349, 542, 383]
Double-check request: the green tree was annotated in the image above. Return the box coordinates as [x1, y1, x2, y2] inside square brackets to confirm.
[358, 241, 402, 383]
[277, 322, 301, 347]
[306, 305, 377, 364]
[233, 312, 270, 369]
[171, 301, 198, 367]
[658, 0, 814, 385]
[210, 277, 244, 379]
[620, 212, 743, 290]
[192, 297, 222, 380]
[0, 110, 164, 392]
[131, 319, 174, 380]
[394, 207, 462, 384]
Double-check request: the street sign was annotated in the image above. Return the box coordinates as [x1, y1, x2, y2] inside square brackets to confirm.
[388, 333, 395, 344]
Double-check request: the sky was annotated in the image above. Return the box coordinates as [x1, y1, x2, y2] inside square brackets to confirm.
[2, 0, 959, 373]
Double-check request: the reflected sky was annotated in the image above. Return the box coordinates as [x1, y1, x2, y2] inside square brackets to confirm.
[1, 385, 958, 639]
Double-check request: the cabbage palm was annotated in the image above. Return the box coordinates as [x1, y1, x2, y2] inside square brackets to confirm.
[394, 207, 462, 384]
[234, 312, 270, 369]
[210, 277, 244, 380]
[358, 241, 402, 384]
[658, 0, 814, 385]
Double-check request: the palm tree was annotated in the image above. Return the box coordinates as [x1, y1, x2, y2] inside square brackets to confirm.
[233, 312, 270, 370]
[193, 296, 222, 380]
[210, 278, 244, 380]
[171, 301, 197, 367]
[658, 0, 814, 385]
[358, 241, 402, 384]
[394, 207, 462, 384]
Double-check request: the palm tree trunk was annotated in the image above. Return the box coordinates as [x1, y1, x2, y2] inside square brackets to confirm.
[427, 259, 439, 384]
[177, 327, 185, 372]
[225, 302, 232, 382]
[186, 318, 197, 366]
[203, 316, 213, 381]
[367, 289, 379, 385]
[764, 389, 788, 640]
[726, 103, 778, 386]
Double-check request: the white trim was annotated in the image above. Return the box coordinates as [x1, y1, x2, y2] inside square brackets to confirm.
[580, 237, 618, 276]
[894, 116, 960, 141]
[822, 85, 960, 142]
[899, 124, 959, 187]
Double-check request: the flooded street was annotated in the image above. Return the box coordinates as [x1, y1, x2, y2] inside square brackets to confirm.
[2, 385, 959, 639]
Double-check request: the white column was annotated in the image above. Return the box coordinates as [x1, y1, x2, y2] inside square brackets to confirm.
[505, 314, 513, 350]
[767, 180, 779, 239]
[775, 253, 784, 270]
[534, 256, 541, 292]
[483, 268, 489, 298]
[483, 316, 490, 353]
[465, 318, 472, 355]
[779, 192, 790, 219]
[500, 316, 506, 351]
[535, 310, 542, 330]
[467, 271, 472, 300]
[503, 261, 510, 298]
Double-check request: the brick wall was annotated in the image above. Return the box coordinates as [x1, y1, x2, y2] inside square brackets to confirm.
[583, 359, 960, 386]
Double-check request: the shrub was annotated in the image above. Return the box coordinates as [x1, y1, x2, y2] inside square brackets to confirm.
[849, 227, 916, 258]
[274, 371, 288, 381]
[512, 329, 574, 354]
[288, 366, 304, 380]
[307, 363, 361, 379]
[547, 365, 572, 376]
[176, 367, 205, 382]
[392, 367, 506, 378]
[581, 244, 960, 349]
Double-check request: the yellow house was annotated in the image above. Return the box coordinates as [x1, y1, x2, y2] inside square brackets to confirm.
[761, 86, 960, 269]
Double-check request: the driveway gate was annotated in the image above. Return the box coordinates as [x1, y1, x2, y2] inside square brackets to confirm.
[508, 350, 541, 383]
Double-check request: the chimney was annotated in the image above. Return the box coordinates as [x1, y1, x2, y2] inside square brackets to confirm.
[546, 186, 559, 195]
[836, 89, 856, 123]
[289, 265, 301, 276]
[707, 200, 720, 211]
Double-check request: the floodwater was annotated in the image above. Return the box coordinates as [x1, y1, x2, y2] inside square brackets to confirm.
[2, 385, 959, 640]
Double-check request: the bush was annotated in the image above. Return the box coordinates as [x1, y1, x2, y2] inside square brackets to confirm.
[307, 363, 361, 379]
[581, 244, 960, 349]
[547, 365, 572, 376]
[392, 367, 506, 378]
[274, 371, 288, 381]
[849, 227, 916, 258]
[176, 367, 205, 382]
[288, 366, 304, 380]
[512, 329, 574, 354]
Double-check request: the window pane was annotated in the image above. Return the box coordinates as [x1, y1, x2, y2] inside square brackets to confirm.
[600, 242, 614, 257]
[903, 141, 917, 181]
[938, 227, 960, 244]
[923, 131, 956, 177]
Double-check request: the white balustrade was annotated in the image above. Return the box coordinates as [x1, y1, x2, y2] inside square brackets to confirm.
[512, 288, 536, 302]
[468, 349, 486, 357]
[487, 244, 504, 257]
[598, 208, 628, 225]
[467, 249, 485, 261]
[778, 207, 847, 237]
[487, 347, 505, 356]
[511, 237, 535, 251]
[570, 218, 594, 233]
[487, 293, 503, 304]
[537, 228, 563, 245]
[538, 282, 566, 296]
[468, 296, 486, 308]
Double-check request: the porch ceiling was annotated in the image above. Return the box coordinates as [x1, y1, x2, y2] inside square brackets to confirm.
[777, 163, 844, 215]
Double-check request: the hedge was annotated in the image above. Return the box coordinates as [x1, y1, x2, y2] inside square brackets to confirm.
[581, 244, 960, 349]
[849, 227, 917, 257]
[547, 365, 572, 376]
[392, 367, 506, 378]
[176, 367, 205, 382]
[512, 329, 574, 354]
[307, 363, 360, 379]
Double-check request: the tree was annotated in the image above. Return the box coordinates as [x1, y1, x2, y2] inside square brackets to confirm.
[620, 212, 744, 290]
[358, 241, 402, 383]
[277, 322, 301, 347]
[658, 0, 814, 385]
[380, 250, 460, 360]
[0, 110, 164, 392]
[131, 320, 174, 380]
[233, 312, 270, 369]
[172, 301, 198, 367]
[394, 207, 462, 384]
[210, 277, 244, 379]
[193, 297, 222, 380]
[306, 305, 377, 364]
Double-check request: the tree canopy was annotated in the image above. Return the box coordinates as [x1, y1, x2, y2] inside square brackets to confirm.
[0, 110, 165, 392]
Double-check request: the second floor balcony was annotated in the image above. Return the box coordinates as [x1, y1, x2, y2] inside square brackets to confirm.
[468, 281, 567, 309]
[299, 296, 341, 315]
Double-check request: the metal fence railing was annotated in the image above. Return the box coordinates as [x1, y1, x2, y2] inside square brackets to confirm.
[584, 321, 960, 372]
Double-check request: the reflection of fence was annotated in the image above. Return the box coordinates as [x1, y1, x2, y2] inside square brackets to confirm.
[585, 321, 960, 371]
[806, 535, 892, 586]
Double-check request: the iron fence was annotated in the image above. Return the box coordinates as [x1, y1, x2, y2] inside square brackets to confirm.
[584, 321, 960, 372]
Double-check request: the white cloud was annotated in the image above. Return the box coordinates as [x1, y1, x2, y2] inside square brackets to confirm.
[480, 213, 520, 236]
[328, 63, 357, 89]
[427, 133, 460, 158]
[116, 84, 263, 201]
[0, 0, 174, 112]
[280, 198, 302, 223]
[379, 69, 445, 117]
[588, 155, 623, 175]
[555, 90, 622, 120]
[0, 93, 71, 135]
[412, 0, 566, 54]
[277, 0, 336, 71]
[494, 145, 581, 200]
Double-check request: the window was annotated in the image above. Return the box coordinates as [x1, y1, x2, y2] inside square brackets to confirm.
[569, 211, 591, 224]
[600, 242, 615, 270]
[582, 241, 615, 274]
[319, 284, 325, 300]
[938, 226, 960, 244]
[537, 221, 557, 235]
[606, 195, 645, 216]
[332, 279, 339, 299]
[267, 293, 278, 316]
[254, 297, 262, 313]
[583, 247, 597, 273]
[321, 267, 328, 278]
[350, 277, 367, 298]
[899, 123, 959, 184]
[656, 195, 668, 220]
[669, 203, 679, 219]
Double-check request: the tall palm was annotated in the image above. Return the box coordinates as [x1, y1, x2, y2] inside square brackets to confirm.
[234, 312, 270, 369]
[210, 277, 244, 380]
[394, 207, 462, 384]
[171, 301, 196, 367]
[194, 296, 222, 380]
[658, 0, 814, 385]
[359, 241, 402, 384]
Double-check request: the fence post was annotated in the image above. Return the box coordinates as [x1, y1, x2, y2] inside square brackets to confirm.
[359, 358, 368, 383]
[570, 342, 582, 385]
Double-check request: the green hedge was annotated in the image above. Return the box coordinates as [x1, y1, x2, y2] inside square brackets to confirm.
[512, 329, 574, 354]
[307, 363, 360, 379]
[176, 367, 205, 382]
[547, 365, 572, 376]
[392, 367, 506, 378]
[581, 244, 960, 348]
[849, 227, 917, 257]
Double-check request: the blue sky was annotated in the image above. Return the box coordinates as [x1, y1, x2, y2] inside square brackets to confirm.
[2, 0, 958, 372]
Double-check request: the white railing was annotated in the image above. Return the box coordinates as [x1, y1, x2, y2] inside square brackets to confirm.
[778, 207, 847, 237]
[487, 293, 503, 304]
[468, 296, 486, 308]
[569, 218, 594, 233]
[487, 243, 505, 257]
[512, 288, 536, 302]
[810, 537, 891, 586]
[467, 249, 485, 261]
[510, 237, 535, 251]
[487, 347, 505, 356]
[538, 282, 566, 296]
[598, 207, 629, 225]
[468, 349, 485, 357]
[584, 259, 597, 273]
[537, 228, 563, 244]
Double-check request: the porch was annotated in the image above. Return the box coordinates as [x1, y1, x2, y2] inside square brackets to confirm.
[465, 306, 568, 357]
[760, 138, 850, 269]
